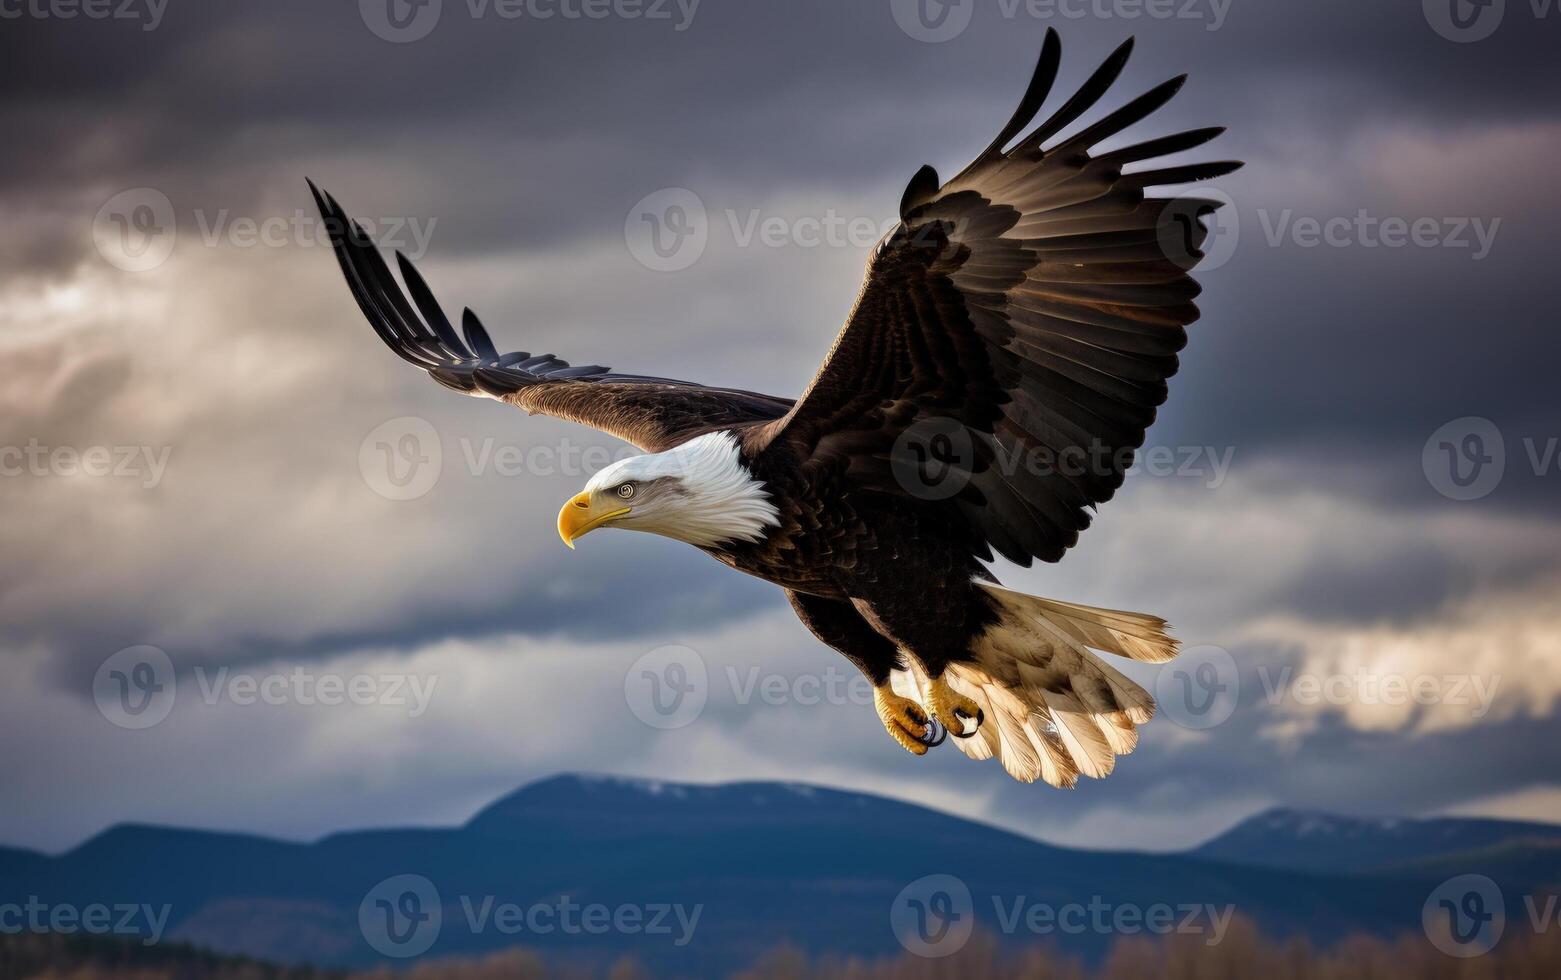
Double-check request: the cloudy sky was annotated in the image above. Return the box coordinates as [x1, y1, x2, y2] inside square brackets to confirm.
[1, 0, 1557, 855]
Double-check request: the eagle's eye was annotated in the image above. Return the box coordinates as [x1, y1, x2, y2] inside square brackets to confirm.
[616, 482, 636, 499]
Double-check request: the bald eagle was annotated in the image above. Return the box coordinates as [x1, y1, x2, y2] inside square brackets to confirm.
[313, 31, 1240, 785]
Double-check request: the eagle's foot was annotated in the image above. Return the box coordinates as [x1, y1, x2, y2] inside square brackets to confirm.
[874, 685, 945, 755]
[926, 676, 984, 739]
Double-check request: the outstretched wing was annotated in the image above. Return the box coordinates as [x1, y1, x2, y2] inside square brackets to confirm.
[757, 31, 1241, 565]
[311, 182, 793, 453]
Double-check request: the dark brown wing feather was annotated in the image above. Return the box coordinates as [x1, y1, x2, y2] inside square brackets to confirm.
[756, 31, 1241, 565]
[311, 182, 793, 453]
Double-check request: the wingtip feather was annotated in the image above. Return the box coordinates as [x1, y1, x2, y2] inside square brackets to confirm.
[461, 307, 500, 361]
[899, 164, 941, 220]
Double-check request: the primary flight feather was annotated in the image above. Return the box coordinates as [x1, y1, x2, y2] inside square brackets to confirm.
[314, 30, 1240, 784]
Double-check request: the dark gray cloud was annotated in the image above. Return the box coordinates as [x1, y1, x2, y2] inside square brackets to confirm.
[8, 0, 1555, 481]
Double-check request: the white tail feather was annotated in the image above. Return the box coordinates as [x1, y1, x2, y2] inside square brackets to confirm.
[905, 583, 1180, 786]
[995, 591, 1180, 663]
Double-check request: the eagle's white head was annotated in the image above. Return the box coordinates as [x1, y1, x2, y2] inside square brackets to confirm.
[557, 431, 779, 550]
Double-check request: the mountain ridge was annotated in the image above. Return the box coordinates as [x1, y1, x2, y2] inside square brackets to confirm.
[5, 774, 1555, 973]
[1191, 803, 1561, 877]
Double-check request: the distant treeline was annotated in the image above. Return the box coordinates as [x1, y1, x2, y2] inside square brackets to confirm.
[5, 916, 1561, 979]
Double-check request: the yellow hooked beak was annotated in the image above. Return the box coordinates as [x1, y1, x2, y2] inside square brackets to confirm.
[557, 491, 631, 549]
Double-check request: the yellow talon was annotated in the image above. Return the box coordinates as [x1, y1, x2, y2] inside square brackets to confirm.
[926, 675, 983, 739]
[874, 685, 932, 756]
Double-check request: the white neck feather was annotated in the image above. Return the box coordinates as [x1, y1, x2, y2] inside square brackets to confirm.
[588, 431, 779, 549]
[659, 431, 779, 548]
